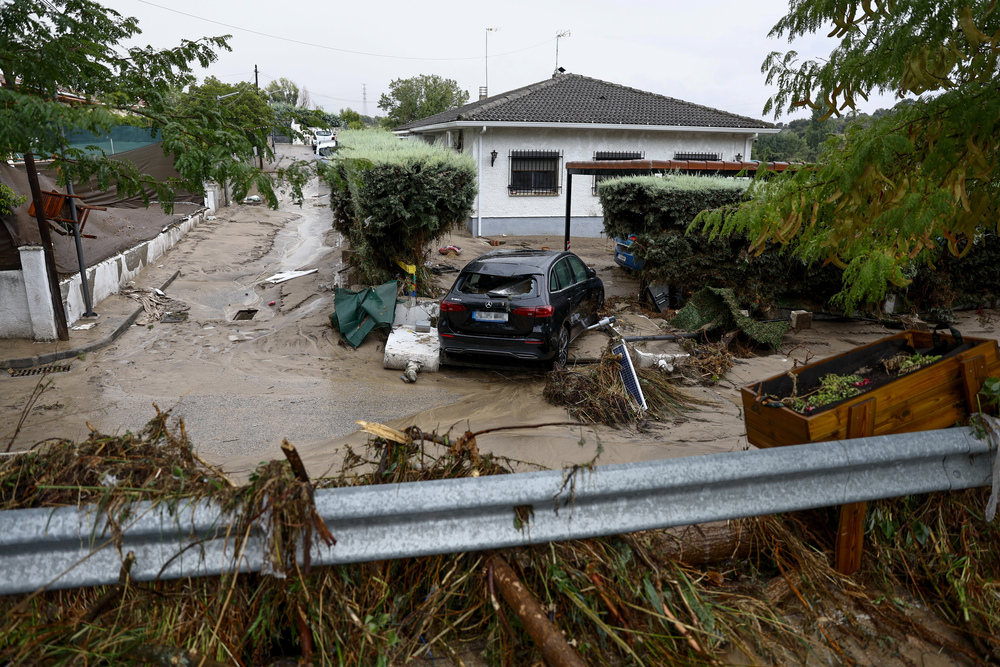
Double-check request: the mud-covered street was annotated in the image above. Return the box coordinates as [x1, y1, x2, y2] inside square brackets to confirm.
[5, 145, 999, 481]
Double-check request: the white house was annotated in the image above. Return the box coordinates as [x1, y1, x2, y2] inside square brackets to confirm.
[395, 71, 779, 237]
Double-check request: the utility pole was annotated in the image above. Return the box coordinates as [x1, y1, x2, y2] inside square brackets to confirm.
[362, 84, 368, 119]
[217, 91, 240, 207]
[23, 152, 69, 341]
[254, 64, 259, 91]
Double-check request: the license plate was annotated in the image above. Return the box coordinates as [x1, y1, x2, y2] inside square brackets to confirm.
[473, 310, 507, 322]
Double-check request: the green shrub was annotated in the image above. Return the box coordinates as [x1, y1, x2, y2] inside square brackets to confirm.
[903, 230, 1000, 312]
[599, 173, 749, 239]
[322, 130, 476, 291]
[0, 182, 24, 215]
[600, 175, 1000, 316]
[599, 175, 844, 312]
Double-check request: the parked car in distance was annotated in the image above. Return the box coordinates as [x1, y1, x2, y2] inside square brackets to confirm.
[613, 235, 643, 271]
[438, 249, 604, 367]
[311, 128, 334, 146]
[315, 140, 337, 160]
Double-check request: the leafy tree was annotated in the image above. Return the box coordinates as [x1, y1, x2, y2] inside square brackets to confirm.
[177, 77, 275, 157]
[695, 0, 1000, 309]
[754, 129, 809, 162]
[263, 77, 300, 106]
[377, 74, 469, 128]
[0, 0, 307, 208]
[340, 108, 365, 130]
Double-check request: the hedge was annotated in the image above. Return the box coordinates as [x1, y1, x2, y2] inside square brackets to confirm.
[321, 130, 477, 291]
[598, 175, 1000, 317]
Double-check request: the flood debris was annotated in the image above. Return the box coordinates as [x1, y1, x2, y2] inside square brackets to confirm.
[544, 343, 709, 426]
[1, 409, 996, 665]
[120, 285, 189, 327]
[330, 280, 397, 348]
[263, 269, 318, 284]
[670, 286, 789, 349]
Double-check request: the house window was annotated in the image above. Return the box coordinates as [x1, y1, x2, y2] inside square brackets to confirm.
[509, 150, 562, 195]
[593, 150, 644, 195]
[674, 152, 721, 161]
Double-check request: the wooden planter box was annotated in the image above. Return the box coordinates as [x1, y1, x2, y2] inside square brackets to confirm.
[741, 329, 1000, 573]
[742, 329, 1000, 450]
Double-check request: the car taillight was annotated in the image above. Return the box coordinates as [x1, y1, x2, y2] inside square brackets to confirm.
[440, 301, 465, 312]
[511, 305, 554, 317]
[628, 235, 638, 242]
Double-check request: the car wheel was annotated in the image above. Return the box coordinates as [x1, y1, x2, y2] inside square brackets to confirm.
[552, 325, 570, 369]
[596, 291, 605, 314]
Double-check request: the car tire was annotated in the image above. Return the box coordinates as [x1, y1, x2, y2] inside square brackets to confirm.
[551, 325, 570, 370]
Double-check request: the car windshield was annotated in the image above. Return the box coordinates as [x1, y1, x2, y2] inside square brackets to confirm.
[458, 273, 537, 298]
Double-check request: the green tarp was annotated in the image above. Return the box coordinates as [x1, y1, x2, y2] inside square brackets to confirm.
[331, 281, 398, 348]
[670, 286, 789, 349]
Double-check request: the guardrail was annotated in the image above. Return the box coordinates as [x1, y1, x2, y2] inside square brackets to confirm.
[1, 427, 994, 595]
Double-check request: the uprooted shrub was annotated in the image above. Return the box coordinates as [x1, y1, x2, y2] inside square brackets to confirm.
[321, 130, 476, 293]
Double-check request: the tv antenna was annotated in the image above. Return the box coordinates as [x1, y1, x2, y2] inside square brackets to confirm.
[555, 30, 571, 70]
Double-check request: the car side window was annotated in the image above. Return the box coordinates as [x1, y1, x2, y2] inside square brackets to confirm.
[568, 255, 589, 283]
[549, 268, 561, 292]
[552, 258, 574, 291]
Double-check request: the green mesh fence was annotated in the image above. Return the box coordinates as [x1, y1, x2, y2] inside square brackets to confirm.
[64, 126, 162, 156]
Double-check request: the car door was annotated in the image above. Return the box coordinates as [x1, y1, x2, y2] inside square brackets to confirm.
[549, 256, 587, 337]
[566, 254, 602, 321]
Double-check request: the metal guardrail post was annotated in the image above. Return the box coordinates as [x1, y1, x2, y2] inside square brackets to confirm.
[0, 428, 993, 595]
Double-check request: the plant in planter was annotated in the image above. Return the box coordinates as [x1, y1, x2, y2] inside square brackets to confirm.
[881, 352, 942, 375]
[783, 373, 866, 414]
[773, 352, 946, 415]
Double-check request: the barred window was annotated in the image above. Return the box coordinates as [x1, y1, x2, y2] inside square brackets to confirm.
[509, 150, 562, 195]
[673, 152, 721, 161]
[593, 150, 644, 195]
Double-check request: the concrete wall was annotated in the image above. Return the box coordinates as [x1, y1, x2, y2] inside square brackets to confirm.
[0, 210, 205, 340]
[0, 247, 52, 340]
[425, 126, 755, 238]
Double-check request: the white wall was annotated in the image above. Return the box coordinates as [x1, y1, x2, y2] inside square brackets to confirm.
[427, 126, 756, 237]
[0, 211, 205, 340]
[0, 248, 46, 339]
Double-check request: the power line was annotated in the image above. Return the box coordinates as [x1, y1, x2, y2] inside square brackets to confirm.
[257, 72, 368, 105]
[135, 0, 554, 62]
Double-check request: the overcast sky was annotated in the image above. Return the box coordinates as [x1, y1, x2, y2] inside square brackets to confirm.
[105, 0, 901, 123]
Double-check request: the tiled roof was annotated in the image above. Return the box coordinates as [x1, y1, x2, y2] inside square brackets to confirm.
[395, 73, 772, 131]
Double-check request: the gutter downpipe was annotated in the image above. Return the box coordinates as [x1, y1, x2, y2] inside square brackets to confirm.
[477, 126, 486, 237]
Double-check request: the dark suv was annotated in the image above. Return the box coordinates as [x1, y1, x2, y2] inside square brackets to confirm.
[438, 249, 604, 367]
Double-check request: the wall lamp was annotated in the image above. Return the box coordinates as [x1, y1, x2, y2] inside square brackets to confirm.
[490, 149, 498, 167]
